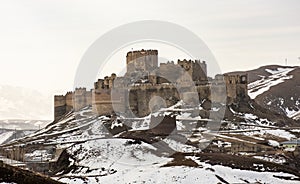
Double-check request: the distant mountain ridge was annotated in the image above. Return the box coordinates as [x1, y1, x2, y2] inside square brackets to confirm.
[0, 119, 50, 130]
[0, 85, 52, 120]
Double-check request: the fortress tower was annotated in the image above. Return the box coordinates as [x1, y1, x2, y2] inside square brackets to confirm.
[223, 74, 248, 103]
[126, 49, 158, 74]
[177, 59, 207, 83]
[54, 49, 249, 120]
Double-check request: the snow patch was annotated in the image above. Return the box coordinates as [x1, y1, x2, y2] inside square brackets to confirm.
[248, 67, 295, 99]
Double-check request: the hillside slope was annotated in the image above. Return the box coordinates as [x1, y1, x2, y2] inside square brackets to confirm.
[1, 99, 299, 183]
[0, 160, 62, 184]
[228, 65, 300, 120]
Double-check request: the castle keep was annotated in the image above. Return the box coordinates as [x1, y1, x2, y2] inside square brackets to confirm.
[54, 49, 248, 120]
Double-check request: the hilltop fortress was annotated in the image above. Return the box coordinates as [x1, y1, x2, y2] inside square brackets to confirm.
[54, 49, 248, 120]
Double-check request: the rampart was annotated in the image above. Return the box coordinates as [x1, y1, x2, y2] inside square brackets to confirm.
[54, 49, 248, 120]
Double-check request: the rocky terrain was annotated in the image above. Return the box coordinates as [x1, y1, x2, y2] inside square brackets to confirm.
[228, 65, 300, 121]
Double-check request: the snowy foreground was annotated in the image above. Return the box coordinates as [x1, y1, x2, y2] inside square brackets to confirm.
[4, 103, 299, 184]
[54, 139, 298, 184]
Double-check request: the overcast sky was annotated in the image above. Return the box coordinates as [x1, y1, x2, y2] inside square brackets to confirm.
[0, 0, 300, 95]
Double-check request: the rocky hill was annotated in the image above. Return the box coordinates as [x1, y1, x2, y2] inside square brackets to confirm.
[228, 65, 300, 121]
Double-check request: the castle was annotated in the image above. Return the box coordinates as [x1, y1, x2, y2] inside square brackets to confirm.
[54, 49, 248, 120]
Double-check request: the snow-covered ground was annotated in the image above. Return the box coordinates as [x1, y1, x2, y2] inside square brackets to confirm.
[0, 131, 14, 145]
[4, 101, 299, 184]
[248, 67, 295, 99]
[253, 155, 286, 164]
[247, 67, 300, 119]
[262, 129, 296, 140]
[289, 110, 300, 120]
[24, 150, 53, 162]
[55, 139, 299, 184]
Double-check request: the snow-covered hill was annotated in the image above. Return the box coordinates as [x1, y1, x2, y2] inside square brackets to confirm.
[57, 139, 299, 184]
[0, 131, 15, 145]
[248, 67, 295, 99]
[229, 65, 300, 120]
[0, 119, 50, 145]
[249, 66, 299, 120]
[0, 129, 35, 145]
[2, 100, 300, 184]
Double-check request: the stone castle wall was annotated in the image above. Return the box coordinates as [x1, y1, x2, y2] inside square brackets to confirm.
[126, 49, 158, 74]
[54, 49, 248, 120]
[54, 88, 92, 120]
[128, 84, 180, 117]
[178, 59, 207, 82]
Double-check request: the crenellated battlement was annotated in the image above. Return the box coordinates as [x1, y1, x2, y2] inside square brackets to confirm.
[177, 59, 205, 65]
[177, 59, 207, 82]
[54, 49, 248, 120]
[126, 49, 158, 60]
[126, 49, 158, 74]
[94, 73, 117, 90]
[54, 95, 65, 97]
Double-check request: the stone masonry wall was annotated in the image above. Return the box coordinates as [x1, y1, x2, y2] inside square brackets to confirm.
[54, 49, 248, 120]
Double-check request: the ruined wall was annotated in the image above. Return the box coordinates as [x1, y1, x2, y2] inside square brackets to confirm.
[236, 75, 248, 99]
[223, 74, 248, 103]
[225, 75, 237, 100]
